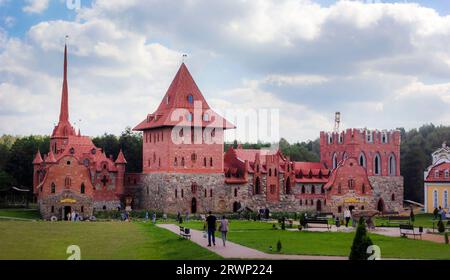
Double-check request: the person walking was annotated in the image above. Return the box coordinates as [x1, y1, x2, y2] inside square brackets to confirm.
[219, 215, 229, 247]
[206, 211, 217, 247]
[152, 212, 156, 224]
[145, 211, 149, 222]
[344, 208, 351, 227]
[177, 211, 181, 223]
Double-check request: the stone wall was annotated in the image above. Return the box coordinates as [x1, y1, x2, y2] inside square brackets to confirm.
[369, 176, 404, 212]
[39, 190, 93, 220]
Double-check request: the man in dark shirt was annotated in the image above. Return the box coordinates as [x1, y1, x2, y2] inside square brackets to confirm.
[206, 211, 217, 246]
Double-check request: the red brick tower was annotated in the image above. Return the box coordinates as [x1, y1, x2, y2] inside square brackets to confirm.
[50, 44, 76, 155]
[134, 63, 234, 174]
[319, 129, 401, 176]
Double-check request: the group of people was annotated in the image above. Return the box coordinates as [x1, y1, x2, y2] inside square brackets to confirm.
[66, 210, 82, 221]
[434, 206, 448, 220]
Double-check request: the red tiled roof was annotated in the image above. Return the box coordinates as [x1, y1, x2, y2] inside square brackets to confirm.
[425, 162, 450, 182]
[133, 63, 235, 131]
[115, 149, 127, 164]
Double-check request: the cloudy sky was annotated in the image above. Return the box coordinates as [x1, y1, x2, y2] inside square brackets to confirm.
[1, 0, 450, 143]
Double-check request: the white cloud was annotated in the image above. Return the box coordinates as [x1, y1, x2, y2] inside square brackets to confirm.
[22, 0, 49, 14]
[2, 0, 450, 142]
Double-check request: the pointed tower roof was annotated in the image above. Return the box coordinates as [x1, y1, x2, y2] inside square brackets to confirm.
[115, 149, 127, 164]
[33, 150, 43, 164]
[45, 150, 57, 163]
[52, 44, 76, 138]
[133, 63, 235, 131]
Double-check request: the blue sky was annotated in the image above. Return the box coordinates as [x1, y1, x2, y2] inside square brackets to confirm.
[1, 0, 450, 142]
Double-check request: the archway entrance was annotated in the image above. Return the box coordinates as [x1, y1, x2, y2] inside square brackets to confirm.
[316, 200, 322, 212]
[377, 198, 385, 213]
[233, 201, 241, 212]
[191, 197, 197, 214]
[63, 206, 71, 220]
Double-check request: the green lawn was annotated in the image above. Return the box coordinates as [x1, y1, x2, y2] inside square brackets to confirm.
[177, 220, 450, 260]
[374, 213, 443, 229]
[0, 209, 41, 219]
[0, 221, 221, 260]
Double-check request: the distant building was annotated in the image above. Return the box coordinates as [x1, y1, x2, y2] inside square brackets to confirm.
[424, 143, 450, 213]
[32, 45, 127, 220]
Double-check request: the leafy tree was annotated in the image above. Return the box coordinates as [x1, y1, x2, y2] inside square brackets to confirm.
[349, 218, 373, 260]
[119, 127, 142, 172]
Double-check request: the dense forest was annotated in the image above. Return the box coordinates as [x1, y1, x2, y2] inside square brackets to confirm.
[0, 124, 448, 203]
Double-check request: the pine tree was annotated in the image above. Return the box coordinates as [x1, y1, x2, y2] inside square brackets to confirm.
[349, 218, 373, 260]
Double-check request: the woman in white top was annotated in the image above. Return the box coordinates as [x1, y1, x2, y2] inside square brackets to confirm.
[344, 208, 351, 227]
[219, 216, 229, 247]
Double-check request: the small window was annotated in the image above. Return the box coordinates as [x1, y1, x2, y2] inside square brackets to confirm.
[67, 160, 71, 165]
[203, 113, 209, 121]
[51, 183, 56, 193]
[274, 169, 278, 176]
[181, 189, 184, 198]
[187, 95, 194, 104]
[210, 189, 213, 197]
[191, 153, 197, 162]
[81, 183, 85, 194]
[174, 158, 178, 167]
[51, 206, 54, 213]
[181, 157, 185, 166]
[187, 113, 193, 122]
[205, 189, 207, 197]
[435, 170, 439, 178]
[210, 157, 213, 167]
[445, 170, 449, 179]
[103, 164, 107, 169]
[362, 184, 366, 194]
[175, 189, 178, 198]
[337, 184, 342, 194]
[81, 206, 84, 213]
[203, 157, 207, 167]
[311, 185, 315, 194]
[103, 205, 107, 210]
[391, 193, 395, 201]
[234, 188, 238, 197]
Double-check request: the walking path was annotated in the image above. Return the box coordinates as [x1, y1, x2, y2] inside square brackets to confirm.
[157, 224, 347, 260]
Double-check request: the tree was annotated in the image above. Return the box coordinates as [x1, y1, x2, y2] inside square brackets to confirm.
[119, 127, 142, 172]
[349, 218, 373, 260]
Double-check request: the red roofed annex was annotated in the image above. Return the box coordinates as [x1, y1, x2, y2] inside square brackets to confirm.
[32, 45, 127, 220]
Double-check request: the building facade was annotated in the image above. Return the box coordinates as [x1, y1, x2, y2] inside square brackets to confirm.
[424, 143, 450, 213]
[33, 45, 127, 220]
[134, 63, 404, 215]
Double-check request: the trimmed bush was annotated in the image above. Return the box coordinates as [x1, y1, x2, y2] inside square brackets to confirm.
[438, 219, 445, 233]
[349, 218, 373, 260]
[276, 240, 282, 252]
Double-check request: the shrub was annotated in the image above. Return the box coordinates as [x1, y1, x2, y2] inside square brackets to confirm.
[272, 224, 277, 230]
[349, 218, 373, 260]
[276, 240, 282, 252]
[410, 209, 415, 222]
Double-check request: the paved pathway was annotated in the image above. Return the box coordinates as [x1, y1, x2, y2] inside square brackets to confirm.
[157, 224, 347, 260]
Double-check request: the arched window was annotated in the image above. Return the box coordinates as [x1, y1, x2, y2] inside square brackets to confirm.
[444, 190, 449, 209]
[433, 189, 438, 208]
[181, 157, 185, 166]
[301, 185, 305, 194]
[175, 189, 178, 198]
[81, 183, 85, 194]
[343, 152, 348, 160]
[210, 189, 213, 197]
[191, 153, 197, 162]
[181, 189, 184, 198]
[269, 169, 272, 177]
[274, 169, 278, 176]
[203, 157, 207, 167]
[254, 177, 261, 194]
[210, 157, 213, 167]
[391, 193, 395, 201]
[337, 184, 342, 194]
[64, 177, 71, 188]
[362, 184, 366, 194]
[51, 183, 56, 194]
[234, 188, 238, 197]
[300, 200, 303, 206]
[388, 154, 396, 176]
[374, 153, 381, 175]
[332, 153, 338, 169]
[359, 152, 366, 168]
[321, 186, 325, 194]
[174, 157, 178, 166]
[311, 185, 315, 194]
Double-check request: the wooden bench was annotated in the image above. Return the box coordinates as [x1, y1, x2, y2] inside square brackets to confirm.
[317, 212, 334, 219]
[387, 216, 411, 226]
[399, 224, 422, 239]
[179, 226, 191, 239]
[304, 218, 331, 230]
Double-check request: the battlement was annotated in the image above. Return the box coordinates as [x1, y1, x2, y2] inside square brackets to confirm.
[320, 128, 401, 147]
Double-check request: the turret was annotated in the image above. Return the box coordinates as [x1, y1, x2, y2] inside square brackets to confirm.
[114, 149, 127, 197]
[32, 150, 43, 193]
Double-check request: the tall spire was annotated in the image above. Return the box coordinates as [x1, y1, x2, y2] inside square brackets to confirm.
[59, 43, 69, 122]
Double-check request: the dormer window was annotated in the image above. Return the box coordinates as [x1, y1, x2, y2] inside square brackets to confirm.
[187, 95, 194, 104]
[203, 113, 209, 121]
[69, 147, 75, 154]
[435, 170, 440, 178]
[445, 170, 449, 179]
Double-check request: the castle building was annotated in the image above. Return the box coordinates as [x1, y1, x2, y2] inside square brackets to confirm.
[33, 45, 127, 220]
[134, 63, 404, 215]
[424, 143, 450, 213]
[320, 129, 404, 213]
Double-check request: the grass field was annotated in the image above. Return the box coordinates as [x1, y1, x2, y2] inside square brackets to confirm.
[374, 213, 441, 229]
[0, 221, 221, 260]
[176, 220, 450, 260]
[0, 209, 41, 219]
